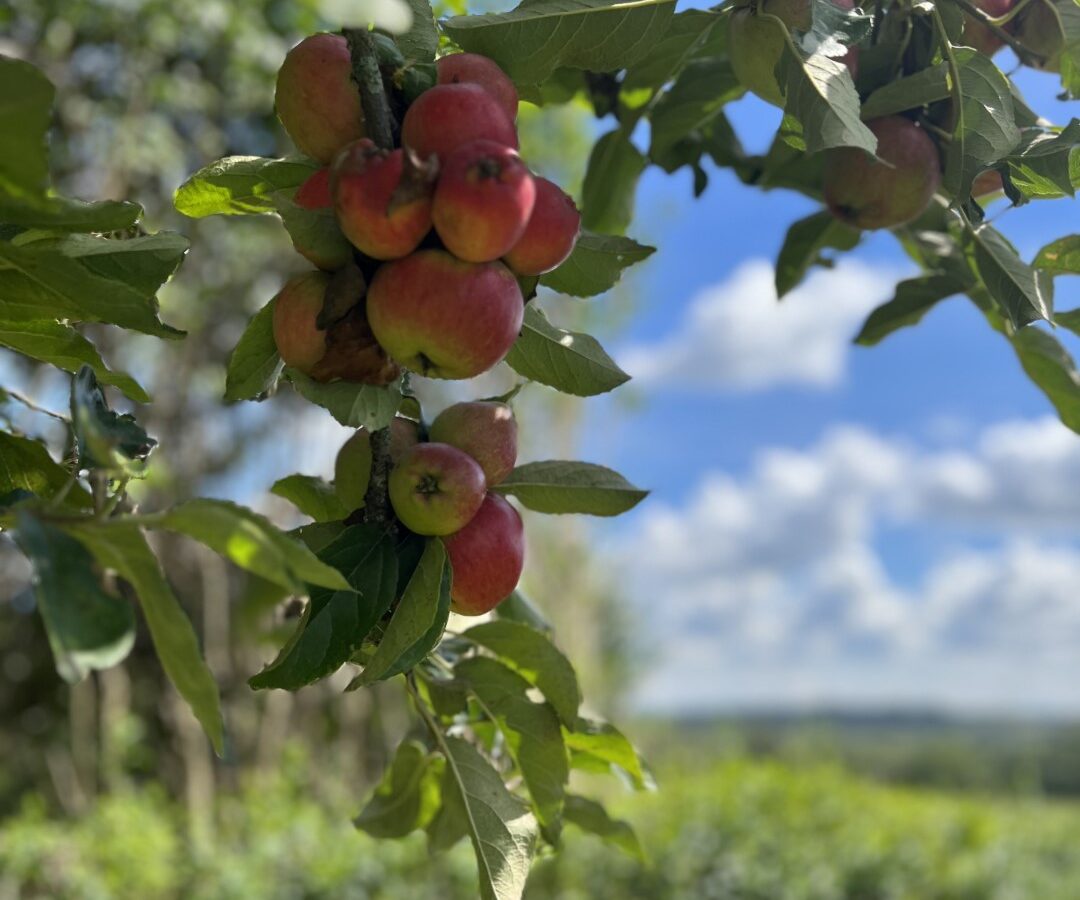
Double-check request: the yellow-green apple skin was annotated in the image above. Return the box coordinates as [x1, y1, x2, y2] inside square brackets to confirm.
[429, 401, 518, 486]
[271, 272, 330, 373]
[388, 442, 487, 536]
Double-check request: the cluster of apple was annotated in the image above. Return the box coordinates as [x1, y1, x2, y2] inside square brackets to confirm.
[729, 0, 1051, 232]
[334, 401, 523, 615]
[268, 33, 582, 383]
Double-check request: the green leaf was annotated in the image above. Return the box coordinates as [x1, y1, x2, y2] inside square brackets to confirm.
[1035, 234, 1080, 274]
[225, 299, 282, 402]
[495, 460, 647, 517]
[853, 274, 963, 346]
[581, 130, 646, 235]
[456, 655, 569, 833]
[774, 210, 860, 298]
[622, 8, 727, 91]
[942, 49, 1021, 199]
[150, 498, 351, 593]
[13, 513, 135, 683]
[443, 0, 677, 86]
[859, 63, 951, 119]
[495, 590, 553, 635]
[29, 232, 188, 296]
[0, 431, 90, 508]
[565, 716, 653, 790]
[504, 305, 629, 397]
[540, 232, 655, 299]
[174, 156, 317, 217]
[71, 367, 156, 476]
[273, 191, 352, 269]
[1010, 326, 1080, 433]
[435, 735, 538, 900]
[355, 740, 444, 838]
[271, 474, 348, 523]
[463, 620, 580, 726]
[285, 368, 402, 430]
[61, 521, 224, 755]
[971, 223, 1051, 327]
[248, 524, 398, 690]
[0, 240, 183, 339]
[351, 538, 449, 686]
[648, 58, 743, 165]
[563, 794, 645, 860]
[398, 0, 440, 61]
[0, 55, 53, 199]
[780, 48, 876, 155]
[0, 196, 142, 232]
[1005, 121, 1080, 201]
[0, 319, 149, 403]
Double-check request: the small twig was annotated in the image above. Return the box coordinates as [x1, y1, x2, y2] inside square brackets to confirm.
[343, 29, 397, 151]
[947, 0, 1048, 63]
[988, 0, 1037, 27]
[2, 389, 69, 423]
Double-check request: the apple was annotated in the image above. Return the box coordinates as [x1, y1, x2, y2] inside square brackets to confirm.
[728, 0, 860, 107]
[503, 177, 581, 275]
[973, 169, 1004, 198]
[331, 139, 435, 261]
[444, 493, 525, 616]
[823, 116, 941, 230]
[436, 53, 519, 122]
[335, 417, 421, 509]
[366, 249, 525, 380]
[271, 272, 330, 373]
[286, 168, 353, 271]
[429, 401, 518, 486]
[275, 34, 365, 164]
[963, 0, 1014, 54]
[432, 140, 536, 263]
[388, 442, 487, 535]
[400, 83, 518, 163]
[1011, 0, 1067, 71]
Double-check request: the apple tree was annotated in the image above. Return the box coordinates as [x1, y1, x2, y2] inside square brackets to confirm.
[2, 0, 1080, 895]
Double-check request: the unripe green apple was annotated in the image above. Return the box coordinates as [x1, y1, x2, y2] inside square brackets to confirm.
[503, 177, 581, 276]
[388, 442, 487, 535]
[275, 34, 366, 164]
[429, 401, 518, 486]
[962, 0, 1014, 55]
[1011, 0, 1067, 71]
[271, 272, 330, 373]
[823, 116, 941, 230]
[445, 493, 525, 616]
[331, 139, 435, 261]
[728, 0, 860, 108]
[334, 417, 421, 509]
[366, 249, 525, 380]
[436, 53, 519, 123]
[401, 83, 518, 163]
[432, 140, 536, 263]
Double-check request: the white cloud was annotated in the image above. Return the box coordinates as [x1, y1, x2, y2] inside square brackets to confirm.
[612, 417, 1080, 714]
[619, 259, 896, 391]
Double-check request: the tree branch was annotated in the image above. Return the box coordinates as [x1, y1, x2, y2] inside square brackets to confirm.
[947, 0, 1049, 64]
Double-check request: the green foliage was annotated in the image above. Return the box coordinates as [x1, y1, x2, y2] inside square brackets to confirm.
[495, 461, 648, 516]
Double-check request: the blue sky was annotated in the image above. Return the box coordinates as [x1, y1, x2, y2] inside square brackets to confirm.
[576, 54, 1080, 716]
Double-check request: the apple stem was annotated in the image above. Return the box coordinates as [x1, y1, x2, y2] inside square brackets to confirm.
[344, 29, 397, 152]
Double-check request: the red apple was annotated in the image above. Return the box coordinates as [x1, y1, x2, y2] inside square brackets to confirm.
[366, 249, 524, 380]
[275, 34, 366, 164]
[445, 493, 525, 616]
[823, 116, 941, 230]
[401, 83, 518, 163]
[335, 417, 421, 509]
[973, 169, 1004, 198]
[436, 53, 519, 123]
[285, 168, 353, 271]
[503, 177, 581, 275]
[331, 139, 435, 261]
[295, 168, 333, 209]
[432, 140, 536, 263]
[271, 271, 330, 373]
[429, 401, 518, 486]
[388, 442, 487, 535]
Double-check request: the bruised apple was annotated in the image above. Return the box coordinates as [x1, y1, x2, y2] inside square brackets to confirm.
[335, 417, 421, 509]
[366, 250, 524, 380]
[432, 140, 536, 263]
[388, 442, 487, 535]
[503, 177, 581, 275]
[331, 139, 435, 260]
[445, 493, 525, 616]
[401, 83, 518, 162]
[275, 34, 365, 164]
[436, 53, 519, 122]
[823, 116, 941, 230]
[271, 272, 330, 373]
[429, 401, 518, 486]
